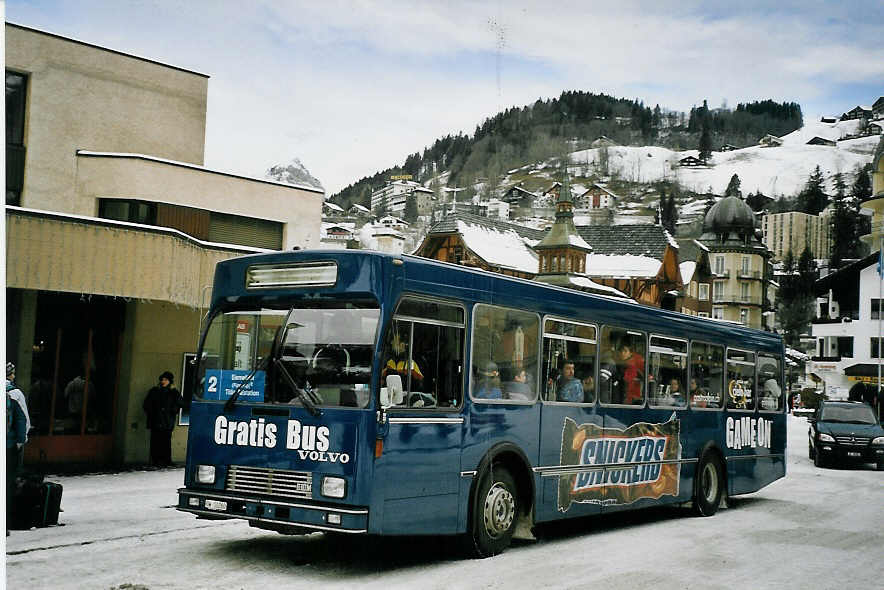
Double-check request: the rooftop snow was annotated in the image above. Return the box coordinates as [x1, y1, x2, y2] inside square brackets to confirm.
[458, 220, 538, 273]
[585, 253, 661, 278]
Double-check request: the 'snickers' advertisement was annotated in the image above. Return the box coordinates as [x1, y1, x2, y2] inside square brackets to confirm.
[557, 416, 681, 512]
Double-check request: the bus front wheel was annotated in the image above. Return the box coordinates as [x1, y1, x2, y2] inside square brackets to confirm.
[468, 467, 518, 557]
[692, 452, 723, 517]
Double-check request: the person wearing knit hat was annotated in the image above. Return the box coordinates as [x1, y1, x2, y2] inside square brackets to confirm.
[142, 371, 183, 467]
[7, 361, 30, 535]
[6, 363, 31, 442]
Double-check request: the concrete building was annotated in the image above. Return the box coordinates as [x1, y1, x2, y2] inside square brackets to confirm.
[698, 196, 776, 329]
[370, 180, 434, 217]
[5, 23, 323, 467]
[761, 210, 832, 261]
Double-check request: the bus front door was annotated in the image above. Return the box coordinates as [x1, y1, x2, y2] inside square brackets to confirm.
[374, 411, 464, 534]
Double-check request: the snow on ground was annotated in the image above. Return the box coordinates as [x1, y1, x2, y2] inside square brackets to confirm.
[568, 119, 880, 198]
[4, 414, 883, 589]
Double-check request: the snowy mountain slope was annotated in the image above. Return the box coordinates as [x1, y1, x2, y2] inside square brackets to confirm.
[265, 157, 324, 192]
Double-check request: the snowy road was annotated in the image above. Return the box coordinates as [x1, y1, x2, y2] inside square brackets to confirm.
[5, 414, 882, 590]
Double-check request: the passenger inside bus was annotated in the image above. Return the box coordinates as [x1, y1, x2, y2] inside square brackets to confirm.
[474, 361, 503, 399]
[556, 361, 583, 402]
[504, 368, 533, 400]
[381, 326, 424, 399]
[617, 342, 645, 405]
[581, 374, 594, 402]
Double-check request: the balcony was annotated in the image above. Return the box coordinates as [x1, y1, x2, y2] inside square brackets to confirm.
[737, 270, 762, 280]
[712, 295, 762, 305]
[812, 312, 859, 325]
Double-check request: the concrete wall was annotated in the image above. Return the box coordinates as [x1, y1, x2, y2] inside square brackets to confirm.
[75, 154, 323, 249]
[122, 301, 201, 464]
[5, 24, 209, 213]
[6, 211, 241, 307]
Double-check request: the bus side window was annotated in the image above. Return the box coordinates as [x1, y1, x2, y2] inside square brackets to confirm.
[757, 353, 782, 412]
[689, 342, 724, 409]
[726, 349, 756, 411]
[599, 327, 646, 406]
[649, 335, 687, 408]
[542, 319, 597, 404]
[472, 304, 538, 402]
[385, 298, 466, 409]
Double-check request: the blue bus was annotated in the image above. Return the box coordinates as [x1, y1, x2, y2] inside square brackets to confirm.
[177, 249, 786, 556]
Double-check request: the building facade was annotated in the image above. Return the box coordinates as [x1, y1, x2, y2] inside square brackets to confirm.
[370, 180, 434, 217]
[698, 196, 776, 329]
[5, 23, 323, 467]
[761, 210, 832, 261]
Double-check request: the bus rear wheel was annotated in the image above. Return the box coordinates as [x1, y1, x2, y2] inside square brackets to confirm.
[468, 467, 518, 558]
[692, 452, 723, 517]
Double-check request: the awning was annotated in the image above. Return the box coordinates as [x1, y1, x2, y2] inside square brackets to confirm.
[843, 363, 884, 377]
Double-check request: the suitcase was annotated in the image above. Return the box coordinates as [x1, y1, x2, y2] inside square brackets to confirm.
[9, 473, 44, 530]
[39, 482, 63, 527]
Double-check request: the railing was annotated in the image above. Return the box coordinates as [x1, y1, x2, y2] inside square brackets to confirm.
[812, 312, 859, 324]
[712, 295, 761, 305]
[737, 270, 762, 279]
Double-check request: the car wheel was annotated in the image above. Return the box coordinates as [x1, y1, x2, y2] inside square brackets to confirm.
[808, 441, 815, 460]
[877, 462, 883, 472]
[467, 466, 518, 558]
[813, 448, 826, 468]
[692, 452, 724, 517]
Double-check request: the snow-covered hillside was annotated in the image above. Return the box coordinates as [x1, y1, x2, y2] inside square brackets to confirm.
[566, 118, 880, 197]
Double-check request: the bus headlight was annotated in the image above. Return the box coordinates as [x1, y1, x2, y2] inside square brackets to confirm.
[196, 465, 216, 484]
[321, 476, 347, 499]
[818, 433, 835, 443]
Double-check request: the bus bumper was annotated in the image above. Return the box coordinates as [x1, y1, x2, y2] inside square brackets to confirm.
[176, 488, 368, 534]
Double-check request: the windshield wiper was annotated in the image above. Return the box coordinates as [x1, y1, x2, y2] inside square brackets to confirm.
[274, 358, 322, 417]
[223, 356, 269, 413]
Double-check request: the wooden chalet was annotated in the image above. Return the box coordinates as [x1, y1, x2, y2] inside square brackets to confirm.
[758, 134, 783, 148]
[841, 105, 873, 121]
[807, 136, 836, 147]
[675, 239, 714, 317]
[720, 144, 738, 152]
[679, 155, 705, 167]
[873, 97, 884, 119]
[575, 183, 618, 210]
[576, 224, 683, 309]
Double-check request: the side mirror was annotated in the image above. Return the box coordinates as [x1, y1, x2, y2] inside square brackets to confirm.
[381, 375, 404, 408]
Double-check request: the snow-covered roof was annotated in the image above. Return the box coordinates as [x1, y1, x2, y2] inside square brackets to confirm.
[585, 254, 661, 278]
[680, 261, 697, 283]
[564, 274, 629, 297]
[323, 201, 344, 212]
[457, 220, 538, 273]
[349, 203, 370, 213]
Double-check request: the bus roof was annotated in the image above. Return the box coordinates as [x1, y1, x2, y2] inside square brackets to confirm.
[212, 249, 782, 354]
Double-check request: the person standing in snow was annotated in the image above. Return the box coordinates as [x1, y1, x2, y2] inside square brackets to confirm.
[7, 362, 29, 536]
[142, 371, 183, 467]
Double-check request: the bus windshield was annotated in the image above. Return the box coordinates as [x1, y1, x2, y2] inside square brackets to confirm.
[198, 301, 380, 408]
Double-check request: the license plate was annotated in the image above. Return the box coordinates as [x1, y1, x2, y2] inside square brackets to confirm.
[204, 499, 228, 511]
[847, 452, 861, 458]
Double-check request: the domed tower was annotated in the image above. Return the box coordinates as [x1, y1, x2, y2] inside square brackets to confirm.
[698, 196, 774, 329]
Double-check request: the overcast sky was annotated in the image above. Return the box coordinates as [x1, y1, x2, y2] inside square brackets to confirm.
[7, 1, 884, 194]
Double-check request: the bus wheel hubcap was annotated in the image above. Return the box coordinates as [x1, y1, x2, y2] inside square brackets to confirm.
[483, 482, 515, 538]
[702, 463, 718, 503]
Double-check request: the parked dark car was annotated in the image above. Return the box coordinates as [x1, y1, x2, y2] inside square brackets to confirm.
[808, 401, 884, 469]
